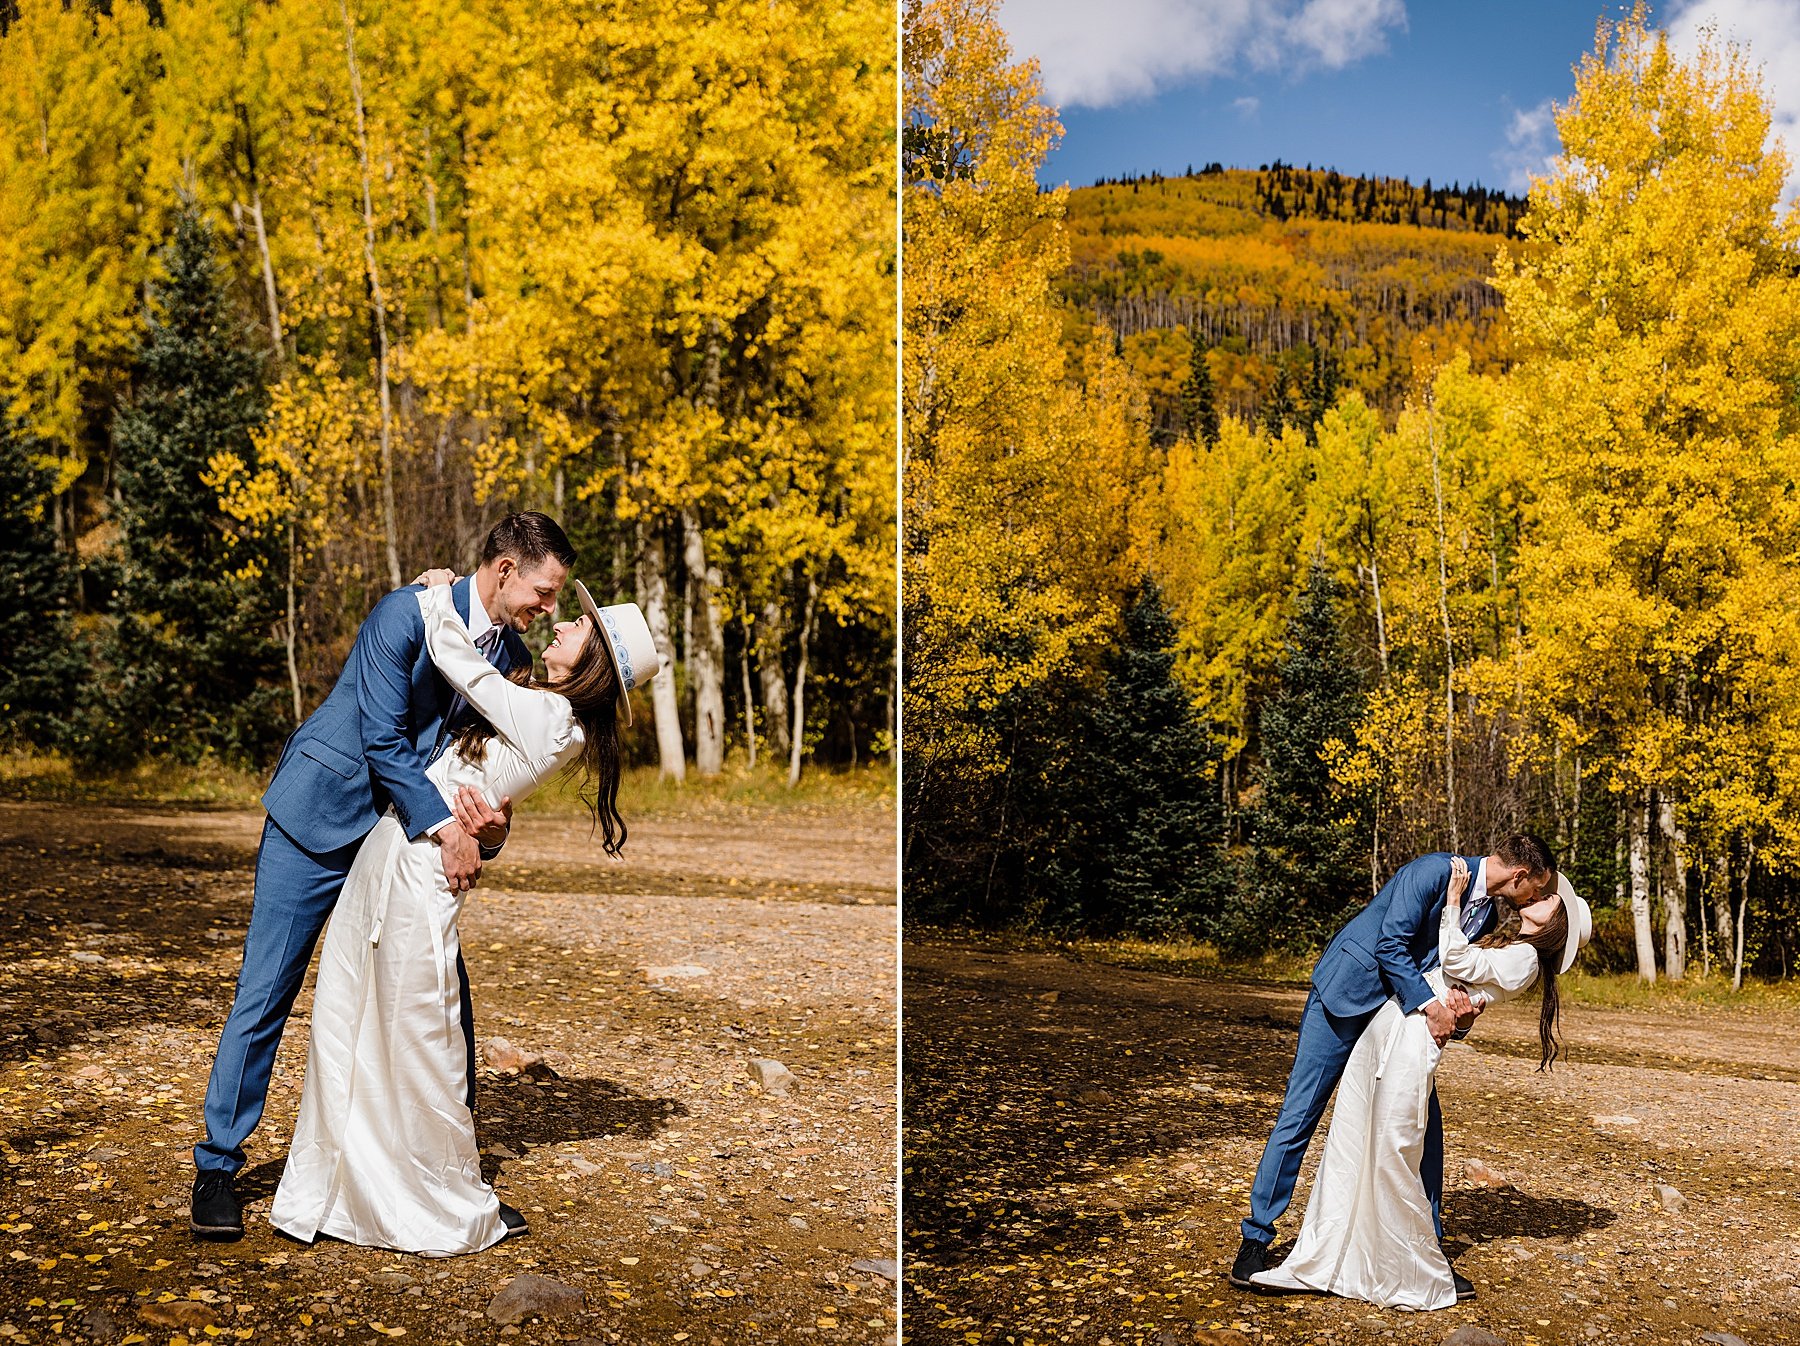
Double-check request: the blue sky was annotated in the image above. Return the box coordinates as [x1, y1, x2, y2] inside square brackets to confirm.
[993, 1, 1800, 194]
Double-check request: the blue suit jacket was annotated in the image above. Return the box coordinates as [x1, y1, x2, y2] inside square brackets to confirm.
[1311, 853, 1495, 1019]
[262, 577, 530, 853]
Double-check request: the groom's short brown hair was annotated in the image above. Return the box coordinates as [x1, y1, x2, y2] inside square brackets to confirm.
[481, 511, 576, 571]
[1496, 831, 1556, 880]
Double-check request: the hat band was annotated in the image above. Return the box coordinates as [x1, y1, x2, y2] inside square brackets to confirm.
[597, 607, 638, 691]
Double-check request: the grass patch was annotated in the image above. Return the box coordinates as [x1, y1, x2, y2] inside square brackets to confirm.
[907, 923, 1800, 1007]
[1554, 967, 1800, 1014]
[543, 759, 894, 818]
[0, 749, 266, 808]
[0, 748, 894, 818]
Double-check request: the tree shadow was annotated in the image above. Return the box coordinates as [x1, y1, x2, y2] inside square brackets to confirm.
[0, 809, 259, 1068]
[1444, 1186, 1618, 1245]
[903, 944, 1306, 1268]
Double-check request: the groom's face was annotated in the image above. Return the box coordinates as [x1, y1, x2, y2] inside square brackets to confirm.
[1490, 864, 1553, 910]
[491, 556, 570, 630]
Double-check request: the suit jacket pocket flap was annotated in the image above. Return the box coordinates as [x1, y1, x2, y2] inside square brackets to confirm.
[1343, 940, 1379, 972]
[298, 738, 361, 780]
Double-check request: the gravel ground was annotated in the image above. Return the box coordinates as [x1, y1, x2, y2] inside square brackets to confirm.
[0, 799, 898, 1345]
[903, 935, 1800, 1346]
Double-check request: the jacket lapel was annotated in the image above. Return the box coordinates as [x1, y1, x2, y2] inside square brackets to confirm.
[451, 574, 473, 627]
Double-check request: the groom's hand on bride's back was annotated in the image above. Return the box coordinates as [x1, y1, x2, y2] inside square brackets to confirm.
[438, 822, 483, 893]
[1419, 998, 1457, 1046]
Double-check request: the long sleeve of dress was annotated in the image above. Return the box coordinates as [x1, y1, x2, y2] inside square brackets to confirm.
[417, 586, 577, 763]
[1440, 897, 1539, 1004]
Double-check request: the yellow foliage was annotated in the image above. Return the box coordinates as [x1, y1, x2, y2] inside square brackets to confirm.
[1490, 5, 1800, 870]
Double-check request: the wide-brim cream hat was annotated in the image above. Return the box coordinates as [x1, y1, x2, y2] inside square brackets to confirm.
[571, 579, 665, 727]
[1554, 872, 1592, 975]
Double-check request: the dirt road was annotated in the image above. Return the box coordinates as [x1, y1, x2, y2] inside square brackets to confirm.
[0, 800, 898, 1344]
[903, 936, 1800, 1346]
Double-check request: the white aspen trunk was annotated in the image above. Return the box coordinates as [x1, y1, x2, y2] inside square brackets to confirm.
[1370, 778, 1381, 897]
[285, 520, 302, 724]
[1657, 792, 1688, 980]
[1426, 393, 1458, 851]
[421, 128, 444, 331]
[550, 467, 564, 622]
[1629, 787, 1656, 983]
[759, 597, 792, 757]
[458, 128, 475, 327]
[740, 620, 758, 770]
[249, 188, 283, 353]
[1570, 752, 1583, 870]
[1733, 843, 1752, 991]
[1698, 858, 1714, 981]
[1714, 847, 1737, 958]
[635, 518, 686, 782]
[787, 573, 819, 789]
[340, 0, 402, 589]
[1367, 554, 1389, 678]
[681, 511, 725, 776]
[1615, 813, 1627, 907]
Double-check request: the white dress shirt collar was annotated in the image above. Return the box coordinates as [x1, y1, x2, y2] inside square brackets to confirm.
[467, 580, 494, 648]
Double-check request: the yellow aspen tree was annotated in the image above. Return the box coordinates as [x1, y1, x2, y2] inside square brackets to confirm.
[904, 0, 1118, 776]
[1494, 6, 1800, 981]
[0, 0, 161, 518]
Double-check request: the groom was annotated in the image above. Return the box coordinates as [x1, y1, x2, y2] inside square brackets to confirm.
[1228, 833, 1556, 1300]
[190, 511, 576, 1240]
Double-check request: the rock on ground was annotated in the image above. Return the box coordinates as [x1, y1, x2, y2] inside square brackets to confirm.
[1443, 1328, 1508, 1346]
[485, 1272, 587, 1324]
[747, 1056, 798, 1095]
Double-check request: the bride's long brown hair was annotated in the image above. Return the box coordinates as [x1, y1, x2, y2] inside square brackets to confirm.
[449, 622, 627, 856]
[1475, 892, 1570, 1071]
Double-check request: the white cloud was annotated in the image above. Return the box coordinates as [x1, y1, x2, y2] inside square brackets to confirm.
[1666, 0, 1800, 197]
[996, 0, 1407, 110]
[1493, 97, 1559, 195]
[1233, 95, 1261, 119]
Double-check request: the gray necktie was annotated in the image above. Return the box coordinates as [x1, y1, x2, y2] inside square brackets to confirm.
[1461, 888, 1492, 940]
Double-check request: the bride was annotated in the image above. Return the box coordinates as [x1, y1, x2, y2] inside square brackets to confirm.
[269, 570, 660, 1256]
[1251, 857, 1592, 1309]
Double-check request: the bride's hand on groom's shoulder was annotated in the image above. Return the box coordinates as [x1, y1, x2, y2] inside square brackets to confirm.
[410, 567, 459, 588]
[1447, 855, 1470, 903]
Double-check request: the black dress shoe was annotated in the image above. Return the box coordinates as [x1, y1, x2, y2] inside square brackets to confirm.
[190, 1172, 244, 1242]
[499, 1202, 529, 1238]
[1227, 1237, 1269, 1290]
[1453, 1270, 1476, 1301]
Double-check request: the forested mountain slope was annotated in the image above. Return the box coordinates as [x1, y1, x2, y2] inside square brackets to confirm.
[1060, 164, 1532, 437]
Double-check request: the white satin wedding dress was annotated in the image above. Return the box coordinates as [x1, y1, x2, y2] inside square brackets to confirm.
[270, 584, 583, 1256]
[1250, 894, 1538, 1309]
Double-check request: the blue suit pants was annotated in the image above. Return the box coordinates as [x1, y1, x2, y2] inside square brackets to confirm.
[1242, 988, 1444, 1245]
[195, 817, 477, 1176]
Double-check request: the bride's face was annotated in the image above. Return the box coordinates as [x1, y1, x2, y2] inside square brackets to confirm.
[1517, 891, 1564, 938]
[543, 615, 594, 681]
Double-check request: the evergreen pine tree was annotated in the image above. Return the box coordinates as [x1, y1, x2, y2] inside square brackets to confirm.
[1179, 338, 1221, 448]
[1069, 577, 1226, 936]
[81, 205, 284, 767]
[0, 417, 81, 747]
[1261, 362, 1295, 437]
[1302, 348, 1339, 443]
[1216, 560, 1369, 952]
